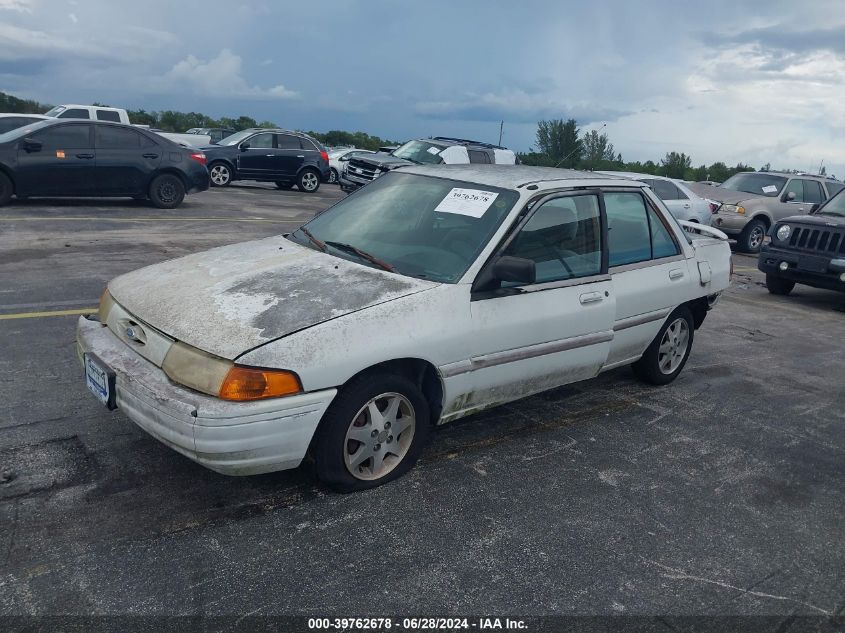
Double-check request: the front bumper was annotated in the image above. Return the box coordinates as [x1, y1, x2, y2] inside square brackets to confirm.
[758, 245, 845, 292]
[710, 211, 748, 235]
[76, 316, 337, 476]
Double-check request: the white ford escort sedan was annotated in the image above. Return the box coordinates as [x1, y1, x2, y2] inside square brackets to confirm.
[77, 165, 731, 491]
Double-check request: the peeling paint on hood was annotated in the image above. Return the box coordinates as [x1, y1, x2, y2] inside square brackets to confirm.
[108, 237, 438, 360]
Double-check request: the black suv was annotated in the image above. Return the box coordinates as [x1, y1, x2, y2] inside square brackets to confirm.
[0, 119, 209, 209]
[339, 137, 516, 193]
[203, 128, 330, 193]
[758, 188, 845, 295]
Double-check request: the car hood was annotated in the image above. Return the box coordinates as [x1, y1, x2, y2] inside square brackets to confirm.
[108, 237, 438, 360]
[779, 213, 845, 227]
[354, 153, 415, 168]
[685, 183, 762, 206]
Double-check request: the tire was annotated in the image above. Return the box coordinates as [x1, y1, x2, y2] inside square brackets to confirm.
[148, 174, 186, 209]
[275, 181, 294, 190]
[313, 372, 431, 492]
[0, 172, 12, 206]
[632, 306, 695, 386]
[208, 162, 232, 187]
[297, 168, 321, 193]
[329, 168, 339, 184]
[766, 273, 795, 296]
[737, 218, 767, 253]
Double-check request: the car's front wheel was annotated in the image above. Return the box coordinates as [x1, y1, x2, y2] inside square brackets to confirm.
[313, 372, 431, 492]
[632, 306, 694, 385]
[0, 172, 13, 206]
[149, 174, 186, 209]
[208, 162, 232, 187]
[297, 168, 321, 193]
[766, 273, 795, 295]
[737, 219, 767, 253]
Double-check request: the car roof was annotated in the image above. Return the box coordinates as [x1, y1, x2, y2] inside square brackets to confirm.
[0, 113, 48, 119]
[397, 164, 642, 190]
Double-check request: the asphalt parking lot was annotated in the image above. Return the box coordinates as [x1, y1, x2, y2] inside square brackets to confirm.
[0, 184, 843, 619]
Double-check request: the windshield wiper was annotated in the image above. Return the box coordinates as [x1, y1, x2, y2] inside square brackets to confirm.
[324, 241, 395, 272]
[298, 227, 327, 252]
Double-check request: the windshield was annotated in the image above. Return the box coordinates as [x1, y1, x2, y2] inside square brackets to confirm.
[392, 140, 445, 165]
[288, 171, 519, 282]
[217, 129, 255, 146]
[721, 173, 787, 197]
[816, 189, 845, 216]
[43, 106, 65, 117]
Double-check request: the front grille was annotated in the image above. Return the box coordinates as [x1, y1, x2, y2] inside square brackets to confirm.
[787, 225, 845, 256]
[347, 159, 379, 181]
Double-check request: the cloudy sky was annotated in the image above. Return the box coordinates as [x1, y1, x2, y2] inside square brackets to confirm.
[2, 0, 844, 176]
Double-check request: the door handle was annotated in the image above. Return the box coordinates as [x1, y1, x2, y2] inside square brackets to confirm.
[266, 154, 276, 157]
[669, 268, 684, 280]
[579, 291, 603, 305]
[142, 153, 159, 159]
[75, 153, 94, 159]
[683, 203, 691, 209]
[297, 155, 305, 158]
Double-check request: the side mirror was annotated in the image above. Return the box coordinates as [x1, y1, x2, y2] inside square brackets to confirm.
[22, 138, 42, 152]
[493, 256, 536, 285]
[785, 191, 796, 202]
[239, 142, 250, 151]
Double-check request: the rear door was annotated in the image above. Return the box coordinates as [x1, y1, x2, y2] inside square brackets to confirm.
[16, 123, 97, 196]
[275, 133, 307, 178]
[235, 132, 277, 179]
[602, 189, 690, 368]
[94, 125, 162, 195]
[464, 192, 615, 410]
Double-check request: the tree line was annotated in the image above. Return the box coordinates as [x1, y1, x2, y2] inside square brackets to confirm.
[519, 118, 759, 182]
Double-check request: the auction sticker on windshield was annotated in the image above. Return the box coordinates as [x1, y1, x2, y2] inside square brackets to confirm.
[435, 188, 499, 218]
[762, 185, 778, 193]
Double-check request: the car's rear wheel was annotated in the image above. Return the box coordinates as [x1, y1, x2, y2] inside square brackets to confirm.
[0, 172, 12, 206]
[313, 372, 431, 492]
[209, 162, 232, 187]
[632, 306, 694, 385]
[737, 219, 767, 253]
[329, 168, 339, 184]
[148, 174, 185, 209]
[766, 273, 795, 295]
[297, 168, 320, 193]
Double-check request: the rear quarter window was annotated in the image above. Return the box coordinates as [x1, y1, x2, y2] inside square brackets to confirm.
[96, 110, 121, 122]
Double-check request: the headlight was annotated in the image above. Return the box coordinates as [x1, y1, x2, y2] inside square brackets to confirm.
[723, 204, 746, 215]
[776, 224, 791, 241]
[162, 342, 303, 401]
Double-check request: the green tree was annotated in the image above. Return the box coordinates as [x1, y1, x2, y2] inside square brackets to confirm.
[687, 164, 708, 182]
[659, 152, 692, 179]
[534, 118, 582, 168]
[708, 162, 729, 182]
[579, 130, 616, 171]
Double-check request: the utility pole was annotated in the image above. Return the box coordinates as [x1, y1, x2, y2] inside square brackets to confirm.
[498, 120, 503, 146]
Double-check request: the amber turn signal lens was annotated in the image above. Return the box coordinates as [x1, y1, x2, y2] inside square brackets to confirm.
[218, 366, 302, 401]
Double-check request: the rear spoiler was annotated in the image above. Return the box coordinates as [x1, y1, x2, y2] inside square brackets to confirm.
[678, 220, 729, 241]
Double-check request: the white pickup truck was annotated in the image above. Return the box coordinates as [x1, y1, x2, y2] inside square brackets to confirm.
[77, 165, 731, 491]
[43, 104, 211, 147]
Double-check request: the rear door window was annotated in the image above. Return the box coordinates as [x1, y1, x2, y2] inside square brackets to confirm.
[605, 192, 653, 266]
[96, 110, 121, 122]
[825, 181, 845, 197]
[275, 134, 300, 149]
[95, 126, 147, 149]
[468, 150, 491, 164]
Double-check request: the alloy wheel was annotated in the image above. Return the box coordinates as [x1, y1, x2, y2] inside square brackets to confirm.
[210, 164, 230, 186]
[343, 392, 416, 481]
[301, 171, 319, 192]
[658, 318, 690, 375]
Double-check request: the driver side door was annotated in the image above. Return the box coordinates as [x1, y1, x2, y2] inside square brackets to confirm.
[453, 192, 615, 414]
[235, 132, 277, 179]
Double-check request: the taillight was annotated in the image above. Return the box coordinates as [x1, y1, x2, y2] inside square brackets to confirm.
[320, 150, 329, 163]
[190, 152, 207, 166]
